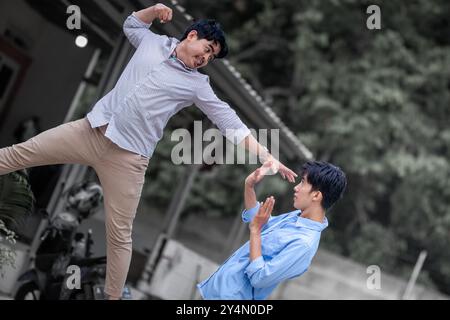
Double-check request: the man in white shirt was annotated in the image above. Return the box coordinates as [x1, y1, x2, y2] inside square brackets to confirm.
[0, 3, 297, 299]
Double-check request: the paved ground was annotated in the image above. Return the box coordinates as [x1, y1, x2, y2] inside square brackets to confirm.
[0, 293, 13, 300]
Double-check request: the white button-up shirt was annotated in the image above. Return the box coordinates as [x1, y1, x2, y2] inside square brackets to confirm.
[86, 13, 250, 158]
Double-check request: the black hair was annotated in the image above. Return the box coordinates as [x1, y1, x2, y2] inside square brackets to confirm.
[180, 19, 229, 58]
[301, 161, 347, 210]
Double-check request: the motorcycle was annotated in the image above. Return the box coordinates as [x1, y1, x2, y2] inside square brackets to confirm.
[14, 181, 113, 300]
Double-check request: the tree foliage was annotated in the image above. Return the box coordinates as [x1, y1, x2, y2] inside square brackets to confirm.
[151, 0, 450, 294]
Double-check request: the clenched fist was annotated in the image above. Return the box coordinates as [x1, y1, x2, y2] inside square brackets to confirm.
[151, 3, 173, 23]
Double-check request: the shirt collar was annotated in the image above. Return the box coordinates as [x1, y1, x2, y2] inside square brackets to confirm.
[168, 39, 195, 72]
[293, 211, 328, 231]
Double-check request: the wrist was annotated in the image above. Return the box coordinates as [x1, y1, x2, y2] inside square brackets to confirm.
[148, 6, 158, 17]
[135, 6, 158, 23]
[259, 146, 270, 162]
[250, 226, 261, 235]
[245, 179, 255, 188]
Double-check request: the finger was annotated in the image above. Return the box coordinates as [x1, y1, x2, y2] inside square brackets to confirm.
[287, 173, 294, 183]
[264, 197, 271, 208]
[264, 197, 274, 218]
[256, 202, 262, 215]
[259, 198, 269, 214]
[264, 197, 272, 210]
[168, 10, 173, 21]
[268, 197, 275, 215]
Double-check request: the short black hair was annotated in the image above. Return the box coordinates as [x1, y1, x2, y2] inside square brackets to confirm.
[301, 161, 347, 210]
[180, 19, 229, 59]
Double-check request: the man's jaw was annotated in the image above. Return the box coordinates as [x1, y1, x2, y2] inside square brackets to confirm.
[293, 194, 299, 208]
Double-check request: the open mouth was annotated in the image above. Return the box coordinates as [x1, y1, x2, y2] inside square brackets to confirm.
[194, 56, 203, 67]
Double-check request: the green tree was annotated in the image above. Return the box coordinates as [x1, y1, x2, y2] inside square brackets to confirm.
[178, 0, 450, 294]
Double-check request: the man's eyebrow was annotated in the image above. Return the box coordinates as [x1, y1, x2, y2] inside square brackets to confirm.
[208, 44, 218, 58]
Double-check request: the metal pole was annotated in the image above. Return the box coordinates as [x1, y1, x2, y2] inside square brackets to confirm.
[166, 165, 200, 239]
[402, 250, 427, 300]
[64, 48, 102, 123]
[137, 164, 200, 293]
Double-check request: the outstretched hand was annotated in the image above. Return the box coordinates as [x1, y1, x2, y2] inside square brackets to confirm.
[262, 156, 297, 183]
[245, 161, 274, 187]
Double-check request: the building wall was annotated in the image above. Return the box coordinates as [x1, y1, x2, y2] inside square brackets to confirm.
[0, 0, 94, 146]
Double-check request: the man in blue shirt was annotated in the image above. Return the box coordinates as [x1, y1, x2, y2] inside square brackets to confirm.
[197, 160, 347, 300]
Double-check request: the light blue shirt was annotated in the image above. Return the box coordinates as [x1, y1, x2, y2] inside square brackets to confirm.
[197, 202, 328, 300]
[87, 13, 250, 158]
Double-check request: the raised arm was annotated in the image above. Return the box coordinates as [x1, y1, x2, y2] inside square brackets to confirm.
[241, 164, 289, 226]
[134, 3, 173, 24]
[244, 162, 272, 209]
[123, 3, 173, 48]
[194, 83, 297, 183]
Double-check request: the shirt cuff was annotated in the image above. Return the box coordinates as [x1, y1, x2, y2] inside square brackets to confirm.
[130, 12, 152, 28]
[245, 256, 265, 278]
[242, 202, 260, 223]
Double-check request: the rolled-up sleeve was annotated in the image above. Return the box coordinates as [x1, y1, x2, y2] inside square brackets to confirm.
[244, 240, 310, 289]
[242, 202, 261, 223]
[123, 12, 153, 48]
[194, 83, 251, 145]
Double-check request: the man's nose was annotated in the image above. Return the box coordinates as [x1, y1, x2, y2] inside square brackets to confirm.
[203, 53, 212, 63]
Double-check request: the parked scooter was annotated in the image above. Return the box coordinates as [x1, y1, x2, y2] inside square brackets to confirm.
[14, 181, 108, 300]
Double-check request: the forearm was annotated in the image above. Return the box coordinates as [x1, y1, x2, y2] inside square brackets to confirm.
[244, 182, 257, 210]
[240, 134, 271, 163]
[134, 6, 159, 24]
[249, 229, 262, 261]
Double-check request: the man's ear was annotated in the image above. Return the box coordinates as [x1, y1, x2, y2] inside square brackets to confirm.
[187, 30, 198, 41]
[313, 190, 323, 203]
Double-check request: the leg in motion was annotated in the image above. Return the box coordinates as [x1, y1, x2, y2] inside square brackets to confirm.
[0, 118, 96, 175]
[93, 146, 149, 299]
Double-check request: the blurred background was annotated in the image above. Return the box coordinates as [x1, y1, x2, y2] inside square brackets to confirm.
[0, 0, 449, 300]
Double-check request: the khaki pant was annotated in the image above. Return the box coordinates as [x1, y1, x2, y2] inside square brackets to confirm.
[0, 117, 149, 299]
